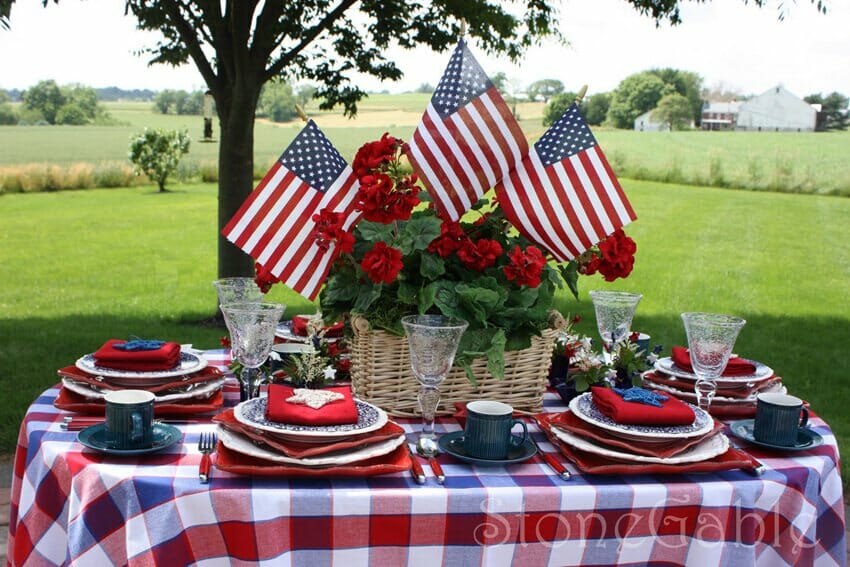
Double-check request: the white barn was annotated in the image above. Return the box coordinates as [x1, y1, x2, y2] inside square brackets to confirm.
[633, 110, 669, 132]
[736, 86, 817, 132]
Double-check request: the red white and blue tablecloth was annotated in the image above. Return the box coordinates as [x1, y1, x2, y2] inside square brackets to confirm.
[6, 350, 846, 566]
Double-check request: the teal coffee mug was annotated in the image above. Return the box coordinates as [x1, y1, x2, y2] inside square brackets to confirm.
[753, 392, 809, 447]
[104, 390, 155, 450]
[463, 401, 529, 460]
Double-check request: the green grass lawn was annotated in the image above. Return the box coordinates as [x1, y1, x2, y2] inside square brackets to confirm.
[1, 179, 848, 487]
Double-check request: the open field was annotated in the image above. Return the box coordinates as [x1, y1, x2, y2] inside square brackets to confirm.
[1, 179, 848, 485]
[1, 98, 847, 195]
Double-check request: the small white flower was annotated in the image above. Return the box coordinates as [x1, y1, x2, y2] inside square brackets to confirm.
[323, 366, 337, 380]
[268, 351, 281, 361]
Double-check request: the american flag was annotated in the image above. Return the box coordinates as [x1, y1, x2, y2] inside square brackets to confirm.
[406, 40, 528, 221]
[494, 103, 636, 262]
[221, 120, 360, 300]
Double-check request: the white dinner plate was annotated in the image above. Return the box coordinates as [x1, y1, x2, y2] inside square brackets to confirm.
[569, 392, 715, 442]
[233, 396, 388, 442]
[275, 320, 341, 343]
[654, 357, 774, 386]
[551, 427, 730, 464]
[75, 350, 208, 380]
[642, 374, 786, 404]
[216, 426, 405, 466]
[61, 377, 226, 403]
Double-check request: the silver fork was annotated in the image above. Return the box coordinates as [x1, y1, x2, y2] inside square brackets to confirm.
[198, 432, 217, 484]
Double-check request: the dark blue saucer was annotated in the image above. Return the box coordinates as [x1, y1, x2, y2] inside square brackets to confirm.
[728, 419, 824, 452]
[77, 423, 182, 455]
[438, 430, 537, 466]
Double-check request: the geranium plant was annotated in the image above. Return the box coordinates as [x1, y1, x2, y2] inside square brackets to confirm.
[258, 133, 637, 384]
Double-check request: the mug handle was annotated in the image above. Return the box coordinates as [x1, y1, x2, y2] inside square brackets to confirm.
[799, 407, 809, 429]
[508, 419, 529, 448]
[130, 412, 143, 443]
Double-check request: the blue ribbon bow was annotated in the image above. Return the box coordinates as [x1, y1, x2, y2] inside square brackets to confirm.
[612, 387, 669, 407]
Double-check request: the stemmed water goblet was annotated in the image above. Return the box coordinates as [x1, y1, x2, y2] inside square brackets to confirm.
[220, 302, 286, 401]
[589, 290, 643, 364]
[681, 312, 747, 412]
[401, 315, 468, 457]
[212, 277, 265, 305]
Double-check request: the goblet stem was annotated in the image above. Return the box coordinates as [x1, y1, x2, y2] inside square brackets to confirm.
[417, 385, 441, 456]
[694, 378, 717, 412]
[239, 367, 261, 402]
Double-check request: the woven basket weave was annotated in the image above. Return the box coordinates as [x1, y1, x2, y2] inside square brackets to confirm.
[349, 312, 565, 416]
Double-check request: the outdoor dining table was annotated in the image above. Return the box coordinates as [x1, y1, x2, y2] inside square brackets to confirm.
[6, 350, 846, 566]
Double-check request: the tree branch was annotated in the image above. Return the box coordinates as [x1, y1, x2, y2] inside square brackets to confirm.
[263, 0, 359, 82]
[158, 1, 219, 90]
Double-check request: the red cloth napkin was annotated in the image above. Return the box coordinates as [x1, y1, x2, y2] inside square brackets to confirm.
[54, 386, 223, 416]
[643, 371, 779, 399]
[292, 316, 344, 338]
[92, 339, 181, 371]
[265, 384, 358, 426]
[57, 365, 224, 393]
[671, 346, 757, 377]
[592, 386, 695, 426]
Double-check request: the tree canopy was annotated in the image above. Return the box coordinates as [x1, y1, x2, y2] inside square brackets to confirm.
[651, 92, 693, 130]
[805, 92, 849, 131]
[606, 68, 703, 128]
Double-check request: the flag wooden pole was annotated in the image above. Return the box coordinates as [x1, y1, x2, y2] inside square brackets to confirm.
[575, 85, 588, 104]
[460, 20, 467, 38]
[295, 104, 309, 122]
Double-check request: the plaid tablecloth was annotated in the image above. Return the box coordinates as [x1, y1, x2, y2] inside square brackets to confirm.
[6, 350, 846, 566]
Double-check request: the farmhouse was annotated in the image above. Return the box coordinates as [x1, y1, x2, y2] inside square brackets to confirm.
[735, 85, 817, 131]
[701, 101, 742, 131]
[633, 110, 669, 132]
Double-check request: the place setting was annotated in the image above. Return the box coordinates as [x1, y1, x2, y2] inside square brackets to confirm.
[54, 337, 226, 418]
[727, 391, 823, 452]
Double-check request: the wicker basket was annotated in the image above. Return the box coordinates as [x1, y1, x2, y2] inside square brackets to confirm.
[349, 312, 566, 416]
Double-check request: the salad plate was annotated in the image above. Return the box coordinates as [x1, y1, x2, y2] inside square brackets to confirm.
[642, 375, 786, 404]
[275, 320, 341, 343]
[75, 350, 207, 380]
[233, 396, 388, 442]
[438, 431, 537, 466]
[727, 420, 824, 452]
[569, 392, 714, 441]
[654, 357, 773, 386]
[551, 426, 729, 464]
[216, 426, 405, 466]
[77, 423, 181, 455]
[61, 377, 226, 403]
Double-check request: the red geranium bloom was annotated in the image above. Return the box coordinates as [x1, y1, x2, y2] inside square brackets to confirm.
[457, 238, 503, 272]
[597, 229, 637, 281]
[360, 241, 404, 284]
[428, 220, 467, 258]
[312, 209, 355, 254]
[352, 133, 398, 178]
[502, 245, 546, 288]
[254, 262, 279, 293]
[219, 336, 231, 348]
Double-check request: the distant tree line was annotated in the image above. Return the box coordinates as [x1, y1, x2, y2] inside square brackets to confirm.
[0, 80, 115, 125]
[153, 89, 207, 115]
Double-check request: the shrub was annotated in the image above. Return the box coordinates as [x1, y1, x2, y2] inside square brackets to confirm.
[128, 128, 191, 192]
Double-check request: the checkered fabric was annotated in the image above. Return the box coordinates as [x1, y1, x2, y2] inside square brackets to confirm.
[6, 350, 846, 566]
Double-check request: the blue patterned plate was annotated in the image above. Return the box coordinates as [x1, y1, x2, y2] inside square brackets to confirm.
[569, 392, 714, 441]
[233, 396, 388, 442]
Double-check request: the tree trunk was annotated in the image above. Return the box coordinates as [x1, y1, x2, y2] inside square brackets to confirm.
[216, 84, 260, 279]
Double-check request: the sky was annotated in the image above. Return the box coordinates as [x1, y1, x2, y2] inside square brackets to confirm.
[0, 0, 848, 100]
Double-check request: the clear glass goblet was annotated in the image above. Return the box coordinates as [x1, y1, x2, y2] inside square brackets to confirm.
[221, 302, 286, 401]
[681, 312, 747, 412]
[589, 290, 643, 363]
[401, 314, 468, 457]
[212, 277, 264, 305]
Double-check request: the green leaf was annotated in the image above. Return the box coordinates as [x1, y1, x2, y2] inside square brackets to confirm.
[354, 282, 383, 311]
[397, 281, 417, 304]
[559, 261, 580, 300]
[504, 332, 533, 352]
[508, 285, 539, 308]
[399, 216, 442, 254]
[432, 281, 465, 320]
[457, 285, 502, 326]
[485, 330, 507, 379]
[418, 283, 438, 313]
[356, 221, 394, 243]
[419, 253, 445, 280]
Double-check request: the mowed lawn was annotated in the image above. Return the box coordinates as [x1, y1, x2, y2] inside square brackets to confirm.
[1, 179, 848, 485]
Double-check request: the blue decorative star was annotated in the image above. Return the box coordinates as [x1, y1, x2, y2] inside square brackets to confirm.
[613, 387, 669, 407]
[113, 339, 166, 352]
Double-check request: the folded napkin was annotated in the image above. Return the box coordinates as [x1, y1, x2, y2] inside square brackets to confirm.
[292, 316, 344, 338]
[57, 365, 224, 394]
[265, 384, 358, 426]
[549, 411, 724, 459]
[92, 339, 181, 371]
[592, 386, 695, 426]
[671, 346, 757, 377]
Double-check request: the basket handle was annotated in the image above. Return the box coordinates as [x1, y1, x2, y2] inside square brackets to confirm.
[548, 310, 567, 331]
[351, 315, 371, 335]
